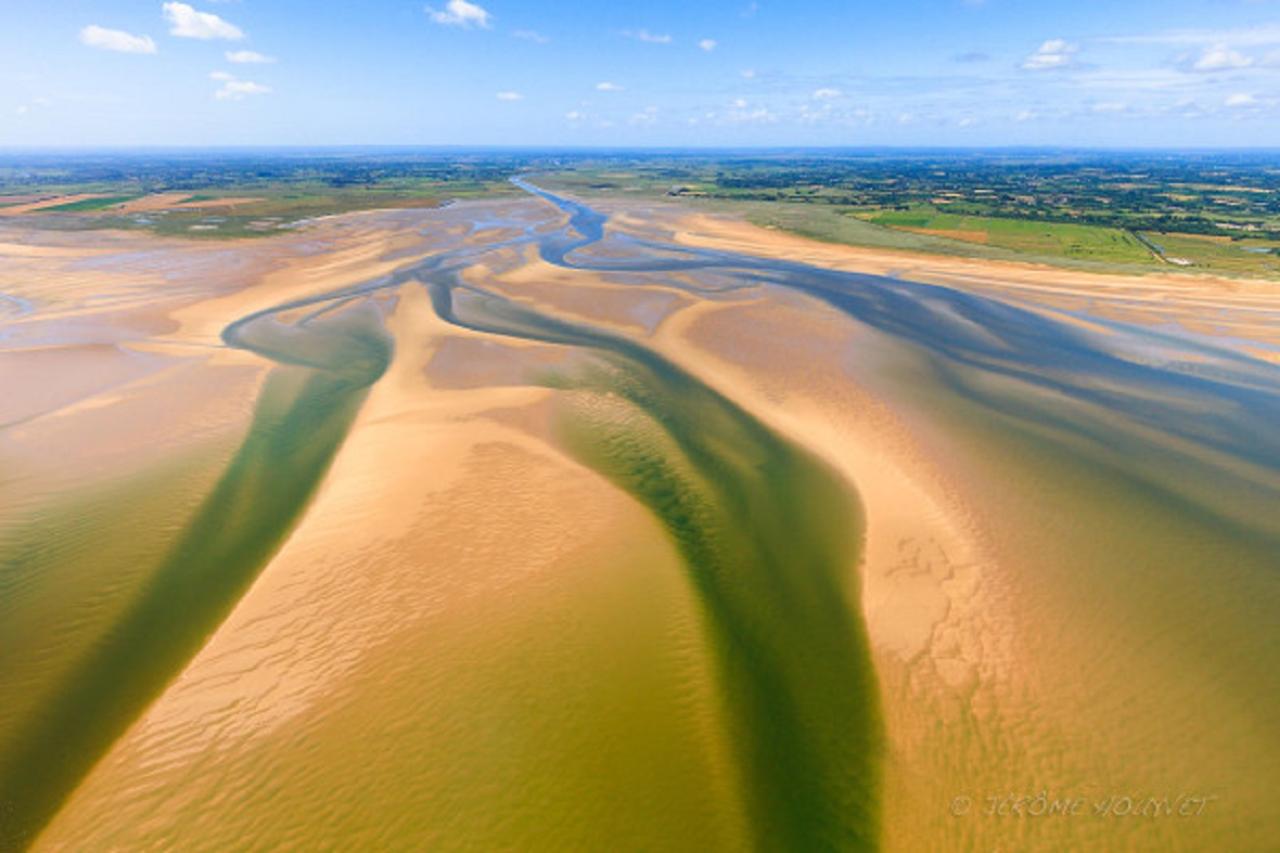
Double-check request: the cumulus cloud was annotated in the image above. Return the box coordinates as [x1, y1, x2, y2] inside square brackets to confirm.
[215, 77, 270, 100]
[495, 90, 522, 101]
[1191, 45, 1253, 71]
[812, 87, 842, 100]
[1225, 92, 1256, 107]
[79, 25, 157, 54]
[426, 0, 491, 28]
[163, 3, 243, 40]
[699, 38, 717, 52]
[595, 81, 623, 92]
[226, 49, 275, 64]
[1021, 38, 1077, 70]
[625, 29, 672, 44]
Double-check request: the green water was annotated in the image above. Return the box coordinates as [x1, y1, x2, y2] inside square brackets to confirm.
[0, 306, 390, 850]
[0, 449, 234, 755]
[431, 281, 883, 851]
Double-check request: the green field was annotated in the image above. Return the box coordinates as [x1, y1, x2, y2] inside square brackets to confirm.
[759, 204, 1280, 277]
[40, 195, 139, 212]
[707, 199, 1172, 274]
[118, 182, 515, 238]
[1, 182, 515, 239]
[0, 154, 521, 239]
[1139, 231, 1280, 276]
[132, 184, 506, 238]
[865, 207, 1155, 264]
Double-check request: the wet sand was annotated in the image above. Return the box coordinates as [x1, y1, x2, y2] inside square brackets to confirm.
[3, 186, 1278, 850]
[668, 210, 1280, 359]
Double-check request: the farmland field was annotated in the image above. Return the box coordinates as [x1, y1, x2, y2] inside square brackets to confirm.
[864, 207, 1154, 263]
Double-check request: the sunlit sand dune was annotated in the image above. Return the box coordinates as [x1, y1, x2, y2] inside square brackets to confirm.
[2, 182, 1278, 851]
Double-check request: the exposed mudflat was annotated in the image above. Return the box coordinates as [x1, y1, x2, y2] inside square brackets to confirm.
[2, 184, 1277, 851]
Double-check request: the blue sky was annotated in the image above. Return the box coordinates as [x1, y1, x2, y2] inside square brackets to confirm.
[4, 0, 1280, 147]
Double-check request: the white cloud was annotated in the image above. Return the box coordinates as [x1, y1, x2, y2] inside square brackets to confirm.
[495, 90, 522, 101]
[215, 78, 270, 100]
[1106, 24, 1280, 48]
[595, 81, 623, 92]
[698, 38, 717, 52]
[626, 29, 672, 44]
[1225, 92, 1256, 107]
[740, 68, 756, 79]
[79, 25, 157, 54]
[209, 70, 235, 81]
[426, 0, 491, 28]
[724, 100, 777, 124]
[1191, 45, 1253, 71]
[812, 87, 842, 100]
[163, 3, 243, 40]
[226, 49, 275, 64]
[513, 29, 548, 43]
[565, 110, 584, 121]
[1021, 38, 1077, 70]
[1015, 109, 1036, 122]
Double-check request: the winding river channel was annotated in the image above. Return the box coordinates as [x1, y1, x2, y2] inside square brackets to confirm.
[3, 179, 1279, 851]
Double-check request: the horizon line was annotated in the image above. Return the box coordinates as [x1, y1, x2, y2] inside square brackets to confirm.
[6, 144, 1280, 155]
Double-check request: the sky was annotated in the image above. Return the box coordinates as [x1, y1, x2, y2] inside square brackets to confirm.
[5, 0, 1280, 147]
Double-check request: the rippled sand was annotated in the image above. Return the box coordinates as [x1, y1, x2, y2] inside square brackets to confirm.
[3, 188, 1278, 850]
